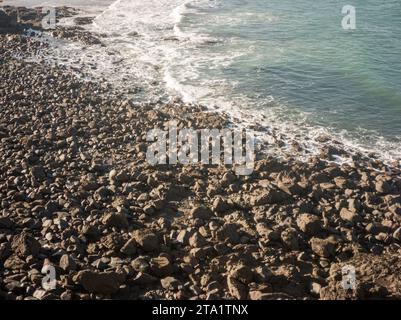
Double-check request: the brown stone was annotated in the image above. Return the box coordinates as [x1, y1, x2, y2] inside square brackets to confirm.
[150, 256, 174, 277]
[296, 214, 322, 235]
[132, 230, 159, 252]
[310, 237, 336, 258]
[190, 206, 213, 219]
[73, 270, 125, 295]
[230, 265, 254, 284]
[11, 232, 41, 257]
[227, 276, 248, 300]
[101, 212, 129, 229]
[340, 208, 362, 223]
[59, 254, 77, 272]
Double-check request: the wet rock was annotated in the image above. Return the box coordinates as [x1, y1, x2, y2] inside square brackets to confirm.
[0, 11, 17, 29]
[74, 16, 94, 26]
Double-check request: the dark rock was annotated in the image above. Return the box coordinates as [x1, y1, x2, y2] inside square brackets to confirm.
[0, 216, 13, 229]
[59, 254, 77, 272]
[133, 230, 159, 252]
[190, 206, 213, 219]
[150, 256, 173, 277]
[230, 265, 253, 284]
[101, 212, 129, 229]
[310, 237, 336, 258]
[73, 270, 125, 295]
[296, 214, 322, 235]
[11, 232, 41, 257]
[375, 180, 391, 194]
[212, 197, 230, 213]
[161, 276, 180, 290]
[227, 276, 248, 300]
[120, 238, 137, 256]
[340, 208, 362, 223]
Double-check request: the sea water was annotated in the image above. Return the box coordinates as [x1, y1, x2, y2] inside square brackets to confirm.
[5, 0, 401, 160]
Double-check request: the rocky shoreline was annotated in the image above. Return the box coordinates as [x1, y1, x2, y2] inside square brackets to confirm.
[1, 7, 401, 300]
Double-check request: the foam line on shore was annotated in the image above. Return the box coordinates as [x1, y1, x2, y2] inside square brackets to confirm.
[15, 1, 401, 168]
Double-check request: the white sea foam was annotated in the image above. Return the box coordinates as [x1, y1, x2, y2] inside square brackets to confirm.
[22, 0, 401, 167]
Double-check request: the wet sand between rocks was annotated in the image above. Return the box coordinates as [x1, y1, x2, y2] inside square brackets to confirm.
[1, 6, 401, 300]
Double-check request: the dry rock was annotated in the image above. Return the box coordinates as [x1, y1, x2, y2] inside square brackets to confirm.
[102, 212, 129, 229]
[132, 230, 159, 252]
[296, 214, 322, 235]
[11, 232, 41, 257]
[74, 270, 125, 295]
[227, 276, 248, 300]
[150, 256, 174, 277]
[161, 277, 180, 290]
[59, 254, 77, 272]
[340, 208, 362, 224]
[310, 237, 336, 258]
[120, 238, 137, 256]
[190, 206, 213, 219]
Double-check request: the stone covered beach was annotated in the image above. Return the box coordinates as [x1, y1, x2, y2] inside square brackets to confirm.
[1, 7, 401, 300]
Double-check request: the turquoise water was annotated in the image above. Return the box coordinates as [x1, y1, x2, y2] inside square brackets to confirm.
[7, 0, 401, 158]
[168, 0, 401, 155]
